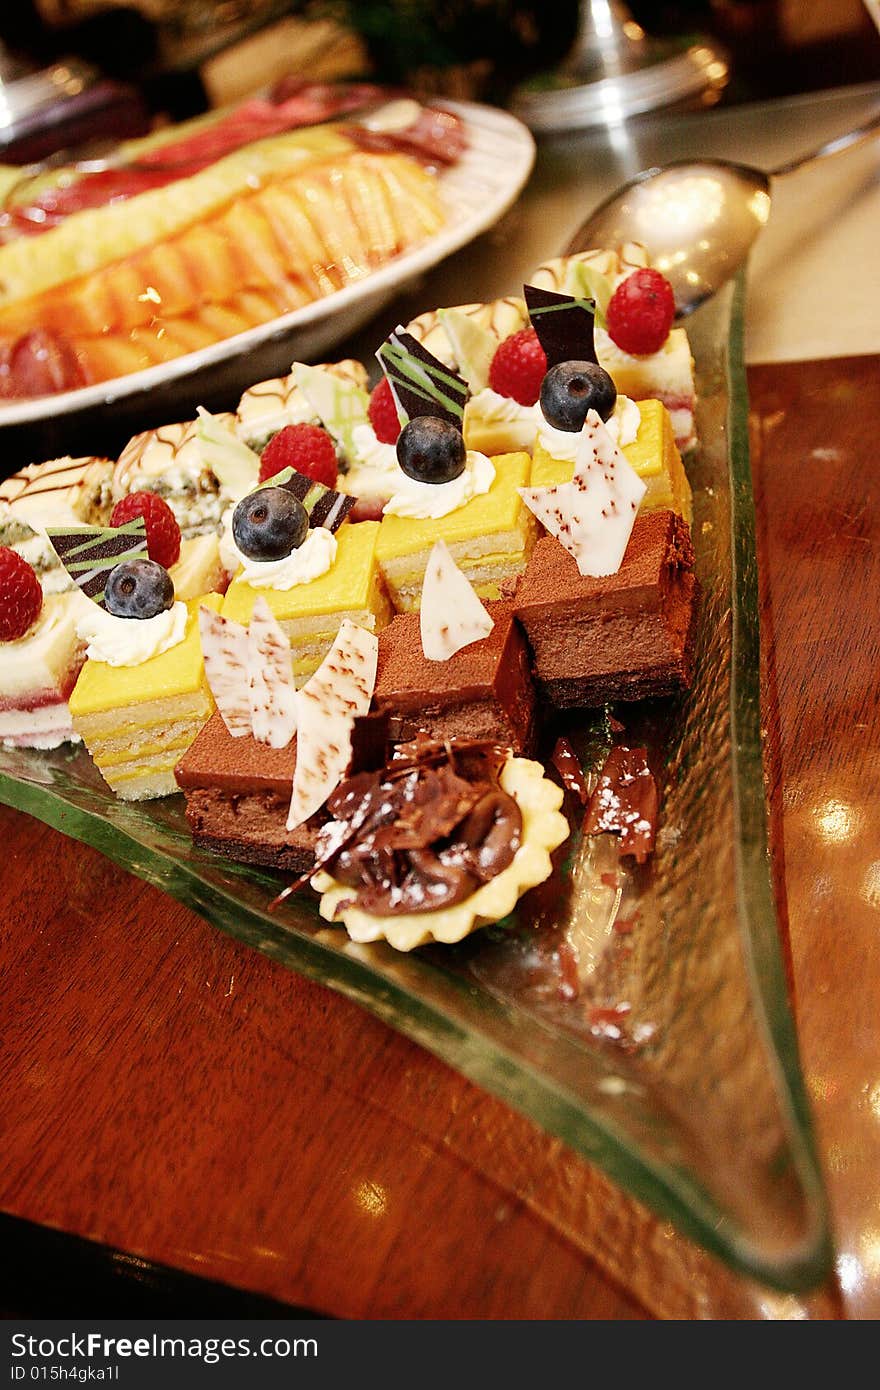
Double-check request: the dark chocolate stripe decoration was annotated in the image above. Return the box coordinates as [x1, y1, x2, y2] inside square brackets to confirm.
[309, 490, 356, 532]
[376, 327, 468, 426]
[46, 519, 148, 607]
[523, 283, 598, 369]
[256, 466, 353, 533]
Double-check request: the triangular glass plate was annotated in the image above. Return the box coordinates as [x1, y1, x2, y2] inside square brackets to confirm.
[0, 274, 832, 1290]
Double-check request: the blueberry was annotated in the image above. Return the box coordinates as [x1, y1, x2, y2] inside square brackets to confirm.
[232, 487, 309, 561]
[396, 417, 466, 485]
[539, 360, 617, 431]
[104, 559, 174, 620]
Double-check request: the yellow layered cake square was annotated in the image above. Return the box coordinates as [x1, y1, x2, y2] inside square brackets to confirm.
[530, 399, 692, 524]
[220, 520, 390, 679]
[69, 594, 222, 801]
[376, 452, 536, 612]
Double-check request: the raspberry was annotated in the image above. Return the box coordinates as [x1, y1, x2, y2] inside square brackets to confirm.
[110, 491, 181, 570]
[488, 328, 547, 406]
[368, 376, 401, 444]
[259, 423, 338, 487]
[0, 547, 43, 641]
[605, 268, 675, 356]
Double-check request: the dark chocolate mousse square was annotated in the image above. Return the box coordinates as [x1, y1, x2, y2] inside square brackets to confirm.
[373, 601, 536, 754]
[174, 712, 321, 874]
[514, 509, 697, 709]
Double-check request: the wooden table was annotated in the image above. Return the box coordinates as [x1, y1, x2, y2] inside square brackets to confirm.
[2, 88, 879, 1321]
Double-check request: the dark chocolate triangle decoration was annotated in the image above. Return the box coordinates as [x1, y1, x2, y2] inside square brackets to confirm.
[376, 327, 468, 427]
[46, 519, 148, 608]
[255, 466, 355, 533]
[524, 284, 598, 369]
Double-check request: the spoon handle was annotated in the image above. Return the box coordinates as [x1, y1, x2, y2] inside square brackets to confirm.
[770, 107, 880, 179]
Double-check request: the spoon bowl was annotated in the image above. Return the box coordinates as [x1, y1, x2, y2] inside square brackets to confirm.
[565, 109, 880, 318]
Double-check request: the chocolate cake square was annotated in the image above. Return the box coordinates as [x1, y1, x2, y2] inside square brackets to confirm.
[174, 712, 321, 874]
[514, 509, 697, 709]
[372, 601, 536, 754]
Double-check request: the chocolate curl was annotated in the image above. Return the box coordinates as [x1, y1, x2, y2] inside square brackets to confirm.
[46, 519, 148, 608]
[376, 327, 468, 427]
[256, 466, 355, 533]
[583, 745, 658, 863]
[523, 283, 598, 369]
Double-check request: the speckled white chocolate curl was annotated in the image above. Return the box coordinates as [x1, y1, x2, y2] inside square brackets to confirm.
[519, 409, 646, 577]
[287, 620, 378, 830]
[247, 597, 297, 749]
[199, 605, 251, 737]
[420, 540, 494, 661]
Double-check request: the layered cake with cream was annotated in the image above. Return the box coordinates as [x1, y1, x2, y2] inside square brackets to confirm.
[529, 245, 697, 453]
[220, 476, 389, 680]
[0, 546, 86, 749]
[530, 397, 692, 524]
[67, 591, 221, 800]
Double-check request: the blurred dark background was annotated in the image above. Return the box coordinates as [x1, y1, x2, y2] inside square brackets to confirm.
[0, 1, 878, 160]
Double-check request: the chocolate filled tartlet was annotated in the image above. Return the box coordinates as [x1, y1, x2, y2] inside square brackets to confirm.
[311, 738, 569, 951]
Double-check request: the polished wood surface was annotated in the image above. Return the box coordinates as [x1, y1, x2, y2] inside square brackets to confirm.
[1, 355, 876, 1319]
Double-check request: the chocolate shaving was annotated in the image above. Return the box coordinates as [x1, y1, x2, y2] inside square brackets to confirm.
[551, 736, 590, 805]
[258, 466, 355, 533]
[523, 283, 598, 370]
[376, 328, 469, 427]
[583, 745, 658, 863]
[347, 711, 392, 775]
[46, 519, 148, 608]
[311, 738, 522, 917]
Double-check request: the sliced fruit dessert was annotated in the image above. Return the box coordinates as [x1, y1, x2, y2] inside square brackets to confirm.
[0, 92, 459, 396]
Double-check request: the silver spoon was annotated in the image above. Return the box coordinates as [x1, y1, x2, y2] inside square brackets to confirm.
[565, 108, 880, 318]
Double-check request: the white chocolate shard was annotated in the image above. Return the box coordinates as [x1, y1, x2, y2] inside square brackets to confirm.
[287, 620, 378, 830]
[199, 605, 251, 737]
[420, 540, 494, 661]
[247, 596, 297, 749]
[519, 410, 646, 577]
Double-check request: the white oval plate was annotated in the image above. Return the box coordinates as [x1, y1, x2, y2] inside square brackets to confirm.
[0, 99, 535, 433]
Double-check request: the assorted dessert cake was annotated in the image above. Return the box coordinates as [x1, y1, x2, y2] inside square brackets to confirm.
[0, 549, 86, 749]
[514, 510, 697, 709]
[1, 247, 702, 950]
[373, 600, 535, 754]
